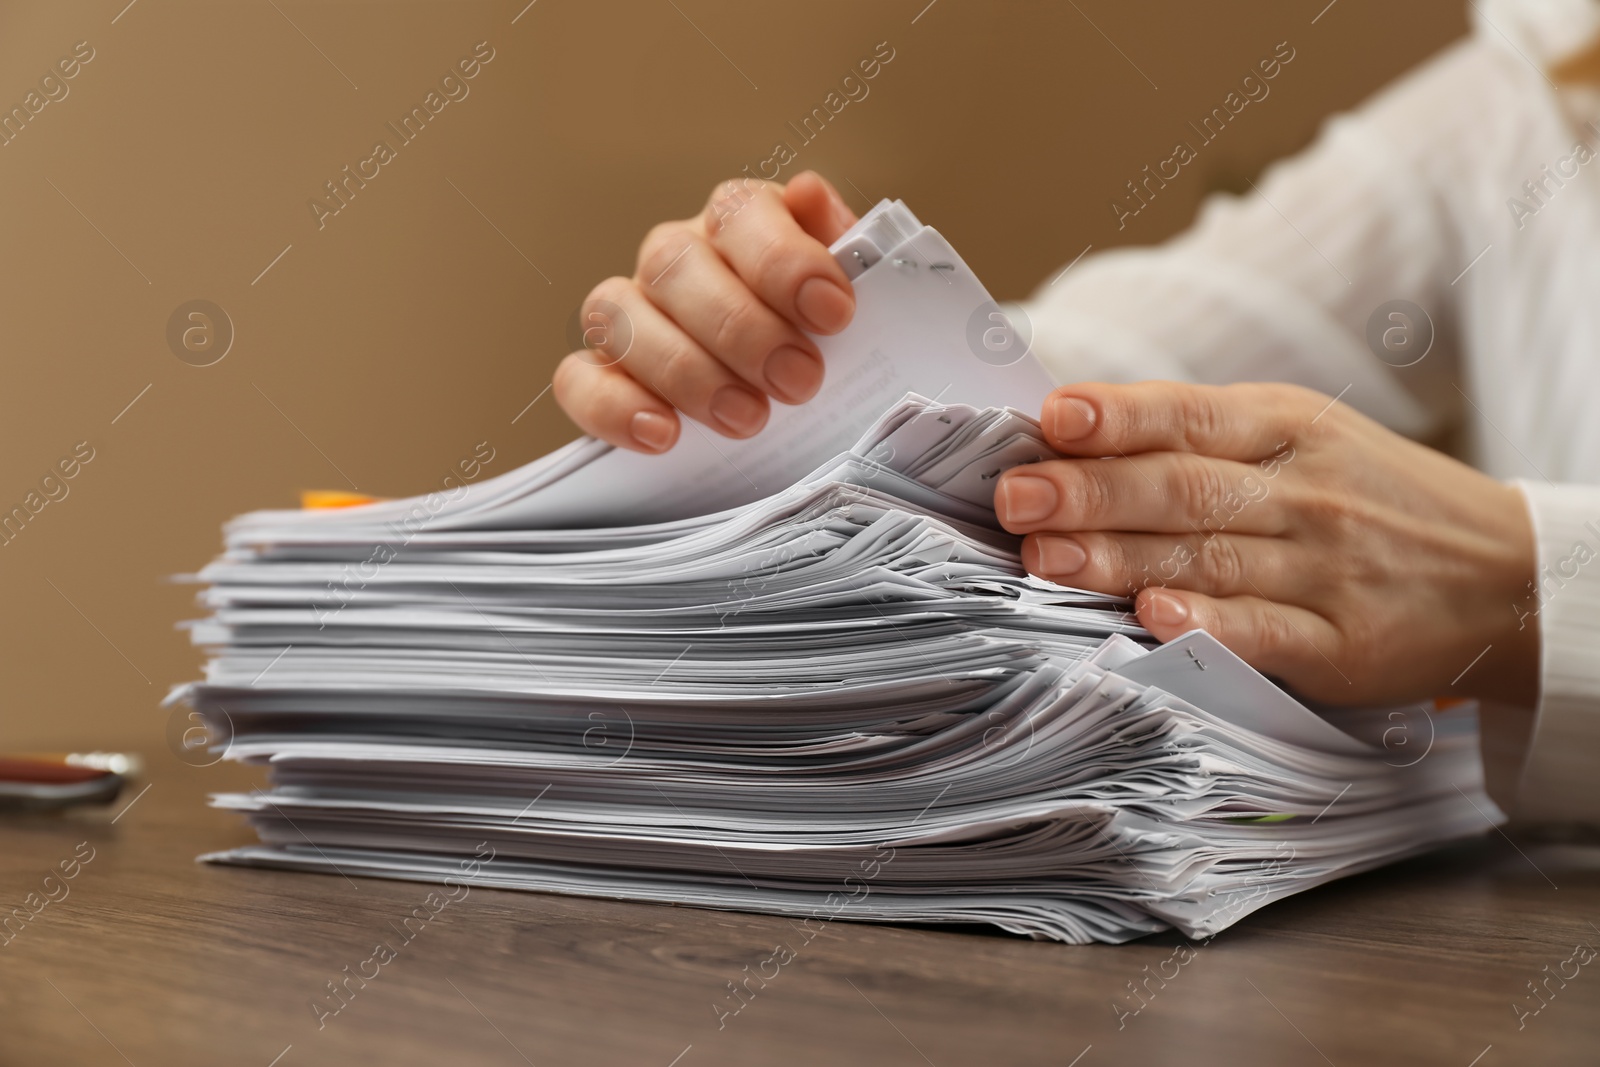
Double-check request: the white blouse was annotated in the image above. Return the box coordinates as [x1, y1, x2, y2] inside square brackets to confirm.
[1021, 0, 1600, 823]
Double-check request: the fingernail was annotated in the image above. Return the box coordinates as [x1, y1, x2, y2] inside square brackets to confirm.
[709, 385, 768, 437]
[996, 475, 1058, 525]
[1034, 536, 1087, 577]
[795, 276, 853, 334]
[1146, 590, 1190, 629]
[630, 410, 676, 452]
[1049, 396, 1097, 442]
[763, 345, 824, 404]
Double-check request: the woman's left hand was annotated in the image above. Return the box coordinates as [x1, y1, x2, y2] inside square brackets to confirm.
[994, 381, 1538, 706]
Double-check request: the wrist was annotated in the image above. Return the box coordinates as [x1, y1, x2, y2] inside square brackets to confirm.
[1471, 481, 1540, 706]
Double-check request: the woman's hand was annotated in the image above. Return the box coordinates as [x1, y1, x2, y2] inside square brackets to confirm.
[553, 172, 859, 453]
[995, 381, 1539, 706]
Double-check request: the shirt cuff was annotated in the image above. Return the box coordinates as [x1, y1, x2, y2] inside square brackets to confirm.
[1510, 480, 1600, 824]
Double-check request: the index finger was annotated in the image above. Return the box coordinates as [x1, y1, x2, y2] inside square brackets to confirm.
[1042, 381, 1322, 460]
[702, 179, 856, 336]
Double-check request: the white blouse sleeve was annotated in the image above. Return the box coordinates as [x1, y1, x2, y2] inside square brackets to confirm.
[1512, 481, 1600, 825]
[1017, 33, 1600, 823]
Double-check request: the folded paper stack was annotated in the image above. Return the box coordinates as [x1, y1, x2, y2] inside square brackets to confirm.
[175, 201, 1500, 943]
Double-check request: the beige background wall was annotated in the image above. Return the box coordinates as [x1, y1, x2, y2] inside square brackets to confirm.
[0, 0, 1466, 752]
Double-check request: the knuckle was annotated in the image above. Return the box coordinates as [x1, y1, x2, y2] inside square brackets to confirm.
[1298, 490, 1362, 544]
[1173, 457, 1230, 525]
[1177, 388, 1229, 452]
[637, 222, 677, 260]
[585, 275, 632, 312]
[703, 178, 769, 231]
[1085, 533, 1131, 583]
[1228, 381, 1270, 408]
[1113, 539, 1144, 585]
[745, 227, 797, 289]
[1064, 463, 1115, 523]
[654, 341, 706, 402]
[581, 279, 635, 359]
[1284, 383, 1326, 412]
[1090, 388, 1131, 440]
[1334, 612, 1378, 668]
[552, 354, 602, 421]
[1264, 382, 1324, 431]
[709, 294, 759, 356]
[1250, 605, 1296, 660]
[637, 225, 696, 281]
[1196, 535, 1247, 592]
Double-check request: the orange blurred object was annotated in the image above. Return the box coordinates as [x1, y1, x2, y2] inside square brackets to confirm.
[300, 490, 387, 510]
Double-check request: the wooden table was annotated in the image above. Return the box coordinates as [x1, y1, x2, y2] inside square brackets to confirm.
[2, 751, 1597, 1067]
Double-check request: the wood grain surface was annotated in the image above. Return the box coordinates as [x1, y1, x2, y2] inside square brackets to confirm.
[1, 750, 1596, 1067]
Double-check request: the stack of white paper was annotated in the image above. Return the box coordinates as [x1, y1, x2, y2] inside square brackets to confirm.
[177, 201, 1501, 943]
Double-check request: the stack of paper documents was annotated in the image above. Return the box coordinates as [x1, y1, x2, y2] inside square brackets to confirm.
[177, 201, 1501, 943]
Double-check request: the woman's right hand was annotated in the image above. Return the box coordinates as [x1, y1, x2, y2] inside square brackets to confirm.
[553, 172, 860, 453]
